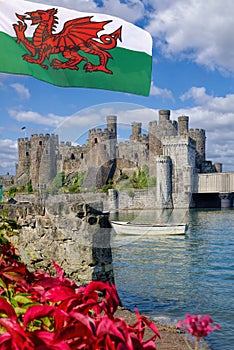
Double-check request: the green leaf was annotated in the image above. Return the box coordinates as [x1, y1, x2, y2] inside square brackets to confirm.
[13, 295, 33, 304]
[0, 278, 7, 291]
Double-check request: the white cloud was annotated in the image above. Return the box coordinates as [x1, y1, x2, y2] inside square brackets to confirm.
[0, 139, 18, 175]
[180, 87, 210, 105]
[8, 109, 68, 127]
[146, 0, 234, 74]
[116, 108, 158, 131]
[180, 86, 234, 116]
[55, 112, 103, 142]
[172, 87, 234, 171]
[10, 83, 30, 100]
[150, 82, 174, 100]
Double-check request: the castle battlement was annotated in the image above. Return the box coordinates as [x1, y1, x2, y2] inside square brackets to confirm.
[162, 135, 196, 146]
[118, 141, 130, 145]
[18, 137, 29, 143]
[155, 155, 171, 164]
[189, 128, 206, 136]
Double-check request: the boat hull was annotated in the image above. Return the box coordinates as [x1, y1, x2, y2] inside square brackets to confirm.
[111, 221, 188, 235]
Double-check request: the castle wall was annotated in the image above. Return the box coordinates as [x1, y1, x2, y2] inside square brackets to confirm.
[117, 141, 149, 168]
[108, 189, 157, 210]
[58, 143, 88, 174]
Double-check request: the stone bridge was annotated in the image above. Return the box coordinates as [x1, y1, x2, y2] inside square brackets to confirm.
[196, 172, 234, 208]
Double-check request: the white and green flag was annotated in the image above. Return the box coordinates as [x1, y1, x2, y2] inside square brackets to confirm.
[0, 0, 152, 96]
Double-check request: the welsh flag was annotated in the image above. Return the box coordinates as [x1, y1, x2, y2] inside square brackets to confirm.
[0, 0, 152, 96]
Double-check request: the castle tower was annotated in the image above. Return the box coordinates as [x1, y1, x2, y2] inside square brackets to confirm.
[189, 128, 206, 170]
[214, 163, 222, 173]
[130, 122, 142, 141]
[15, 138, 31, 186]
[81, 116, 118, 189]
[106, 115, 117, 137]
[148, 120, 162, 158]
[155, 156, 173, 208]
[159, 110, 170, 124]
[106, 115, 117, 162]
[178, 116, 189, 136]
[39, 134, 59, 186]
[29, 134, 58, 190]
[148, 110, 177, 160]
[161, 135, 196, 208]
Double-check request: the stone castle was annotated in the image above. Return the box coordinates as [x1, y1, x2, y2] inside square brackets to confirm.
[14, 109, 221, 208]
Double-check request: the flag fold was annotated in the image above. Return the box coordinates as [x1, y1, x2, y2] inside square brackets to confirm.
[0, 0, 152, 96]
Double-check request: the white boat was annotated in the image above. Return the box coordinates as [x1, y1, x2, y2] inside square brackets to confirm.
[111, 221, 188, 235]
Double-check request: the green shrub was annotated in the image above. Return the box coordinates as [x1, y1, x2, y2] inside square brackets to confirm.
[27, 180, 33, 193]
[129, 166, 156, 189]
[48, 172, 66, 194]
[5, 186, 25, 197]
[120, 172, 128, 180]
[66, 172, 86, 193]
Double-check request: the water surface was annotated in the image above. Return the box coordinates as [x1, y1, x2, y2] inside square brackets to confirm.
[111, 209, 234, 350]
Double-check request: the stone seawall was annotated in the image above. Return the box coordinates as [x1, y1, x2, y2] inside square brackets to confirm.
[15, 190, 158, 211]
[108, 188, 157, 210]
[0, 201, 114, 285]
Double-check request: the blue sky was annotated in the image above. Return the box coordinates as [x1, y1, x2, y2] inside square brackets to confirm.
[1, 0, 234, 174]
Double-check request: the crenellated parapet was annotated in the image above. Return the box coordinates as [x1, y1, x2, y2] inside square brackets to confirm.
[162, 135, 196, 167]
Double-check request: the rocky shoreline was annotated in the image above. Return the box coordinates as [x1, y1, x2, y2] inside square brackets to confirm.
[114, 308, 210, 350]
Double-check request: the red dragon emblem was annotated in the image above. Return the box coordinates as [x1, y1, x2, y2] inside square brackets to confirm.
[12, 8, 122, 74]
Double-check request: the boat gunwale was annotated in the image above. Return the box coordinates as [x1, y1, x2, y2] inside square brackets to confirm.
[111, 220, 187, 228]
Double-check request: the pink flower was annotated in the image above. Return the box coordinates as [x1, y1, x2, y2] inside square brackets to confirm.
[177, 314, 220, 338]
